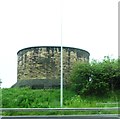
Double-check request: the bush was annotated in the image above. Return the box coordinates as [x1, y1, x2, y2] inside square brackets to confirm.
[69, 57, 120, 96]
[69, 61, 91, 94]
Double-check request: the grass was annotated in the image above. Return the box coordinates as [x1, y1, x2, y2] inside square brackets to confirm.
[1, 87, 119, 115]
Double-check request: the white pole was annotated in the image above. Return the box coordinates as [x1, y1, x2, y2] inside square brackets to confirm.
[60, 21, 63, 108]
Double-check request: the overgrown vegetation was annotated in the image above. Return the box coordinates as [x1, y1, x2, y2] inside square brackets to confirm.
[69, 56, 120, 96]
[2, 87, 119, 108]
[1, 88, 119, 115]
[1, 56, 120, 115]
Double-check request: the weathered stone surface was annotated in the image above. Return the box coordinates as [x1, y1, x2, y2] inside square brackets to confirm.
[13, 46, 90, 88]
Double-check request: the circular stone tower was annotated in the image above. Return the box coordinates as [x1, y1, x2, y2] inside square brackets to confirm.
[12, 46, 90, 89]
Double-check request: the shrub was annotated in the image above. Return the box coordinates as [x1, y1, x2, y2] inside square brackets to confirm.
[69, 61, 91, 94]
[69, 57, 120, 96]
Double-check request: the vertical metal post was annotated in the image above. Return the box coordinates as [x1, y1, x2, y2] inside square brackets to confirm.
[60, 21, 63, 108]
[118, 2, 120, 115]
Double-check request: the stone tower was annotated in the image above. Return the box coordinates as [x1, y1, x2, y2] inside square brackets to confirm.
[12, 46, 90, 89]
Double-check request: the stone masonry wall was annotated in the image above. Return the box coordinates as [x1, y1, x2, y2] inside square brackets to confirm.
[15, 46, 90, 88]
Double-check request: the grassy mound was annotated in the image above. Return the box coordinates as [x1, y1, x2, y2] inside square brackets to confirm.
[1, 87, 119, 115]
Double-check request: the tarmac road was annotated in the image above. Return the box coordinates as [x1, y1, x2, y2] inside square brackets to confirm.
[1, 115, 120, 119]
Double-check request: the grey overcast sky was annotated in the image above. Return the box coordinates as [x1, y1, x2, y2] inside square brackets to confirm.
[0, 0, 118, 88]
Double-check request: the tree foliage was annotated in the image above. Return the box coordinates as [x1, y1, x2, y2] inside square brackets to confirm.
[69, 57, 120, 96]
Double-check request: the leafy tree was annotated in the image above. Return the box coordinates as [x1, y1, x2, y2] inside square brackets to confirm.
[69, 57, 120, 96]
